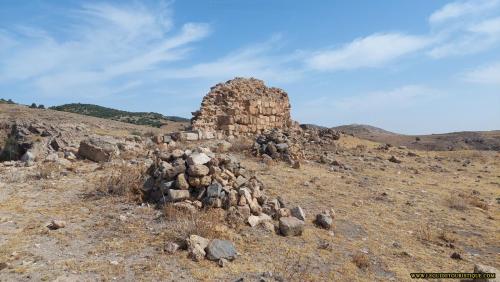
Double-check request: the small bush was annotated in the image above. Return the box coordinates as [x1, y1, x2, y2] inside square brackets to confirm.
[96, 164, 145, 202]
[416, 223, 433, 242]
[352, 252, 370, 269]
[36, 163, 60, 179]
[469, 196, 488, 210]
[438, 230, 456, 243]
[163, 205, 227, 245]
[228, 137, 253, 153]
[447, 194, 468, 211]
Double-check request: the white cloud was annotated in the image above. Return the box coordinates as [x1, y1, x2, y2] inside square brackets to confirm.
[429, 0, 500, 24]
[0, 2, 210, 97]
[463, 62, 500, 85]
[158, 36, 305, 83]
[332, 85, 441, 111]
[468, 16, 500, 34]
[306, 33, 431, 71]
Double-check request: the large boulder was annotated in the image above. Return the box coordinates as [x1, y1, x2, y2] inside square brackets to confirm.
[78, 138, 119, 162]
[473, 264, 499, 282]
[205, 239, 237, 261]
[279, 217, 304, 236]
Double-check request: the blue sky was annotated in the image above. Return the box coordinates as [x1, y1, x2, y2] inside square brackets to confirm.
[0, 0, 499, 134]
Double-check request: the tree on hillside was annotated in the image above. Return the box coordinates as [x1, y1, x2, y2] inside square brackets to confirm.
[30, 103, 37, 108]
[38, 104, 45, 109]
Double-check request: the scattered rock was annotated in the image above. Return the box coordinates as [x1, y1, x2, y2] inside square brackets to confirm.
[473, 264, 499, 282]
[248, 214, 272, 227]
[315, 211, 333, 229]
[78, 138, 119, 162]
[20, 151, 35, 163]
[290, 206, 306, 221]
[450, 252, 462, 260]
[279, 217, 305, 236]
[206, 239, 237, 261]
[47, 220, 66, 230]
[164, 242, 180, 254]
[187, 235, 210, 262]
[218, 258, 229, 267]
[388, 156, 401, 164]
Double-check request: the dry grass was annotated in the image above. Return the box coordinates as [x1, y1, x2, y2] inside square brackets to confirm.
[276, 250, 316, 281]
[446, 194, 468, 211]
[96, 163, 145, 202]
[437, 230, 456, 243]
[468, 196, 489, 210]
[228, 137, 254, 154]
[163, 205, 228, 245]
[36, 163, 61, 179]
[352, 252, 370, 269]
[416, 223, 433, 242]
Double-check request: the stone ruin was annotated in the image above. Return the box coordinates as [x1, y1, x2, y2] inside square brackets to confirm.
[191, 77, 293, 139]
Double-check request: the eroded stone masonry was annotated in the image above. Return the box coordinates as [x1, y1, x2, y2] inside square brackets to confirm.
[191, 77, 293, 138]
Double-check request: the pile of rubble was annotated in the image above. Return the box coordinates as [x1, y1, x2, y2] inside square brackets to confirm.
[252, 127, 341, 165]
[252, 129, 304, 165]
[0, 121, 89, 164]
[143, 147, 267, 212]
[143, 147, 316, 233]
[191, 77, 294, 138]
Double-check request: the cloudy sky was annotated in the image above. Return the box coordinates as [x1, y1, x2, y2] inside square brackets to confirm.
[1, 0, 499, 134]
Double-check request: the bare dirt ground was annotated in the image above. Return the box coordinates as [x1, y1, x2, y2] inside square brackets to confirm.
[0, 106, 499, 281]
[333, 124, 500, 151]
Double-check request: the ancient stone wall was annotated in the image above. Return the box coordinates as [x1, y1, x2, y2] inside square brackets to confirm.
[191, 77, 292, 138]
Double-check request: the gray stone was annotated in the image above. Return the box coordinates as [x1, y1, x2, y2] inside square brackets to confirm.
[187, 235, 210, 262]
[207, 182, 223, 198]
[315, 213, 333, 229]
[290, 206, 306, 221]
[473, 264, 499, 282]
[247, 213, 272, 227]
[171, 149, 184, 159]
[20, 151, 35, 163]
[47, 220, 66, 230]
[279, 217, 304, 236]
[78, 138, 119, 162]
[235, 175, 248, 187]
[206, 239, 237, 261]
[168, 189, 190, 202]
[186, 153, 211, 165]
[175, 174, 190, 190]
[187, 164, 210, 177]
[275, 143, 289, 152]
[163, 135, 173, 144]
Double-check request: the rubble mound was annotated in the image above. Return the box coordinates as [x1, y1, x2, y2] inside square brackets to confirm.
[0, 122, 86, 162]
[143, 147, 291, 222]
[252, 127, 341, 164]
[253, 129, 304, 164]
[191, 77, 293, 138]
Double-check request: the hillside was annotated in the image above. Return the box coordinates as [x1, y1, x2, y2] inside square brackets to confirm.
[333, 124, 500, 151]
[50, 103, 189, 128]
[0, 103, 498, 281]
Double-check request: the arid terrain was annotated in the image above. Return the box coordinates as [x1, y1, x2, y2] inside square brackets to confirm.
[0, 103, 499, 282]
[333, 124, 500, 151]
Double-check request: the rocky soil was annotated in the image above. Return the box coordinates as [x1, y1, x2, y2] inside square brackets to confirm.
[0, 104, 499, 281]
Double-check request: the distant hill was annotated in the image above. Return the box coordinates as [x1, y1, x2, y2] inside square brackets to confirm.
[50, 103, 189, 128]
[0, 98, 15, 104]
[332, 124, 500, 151]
